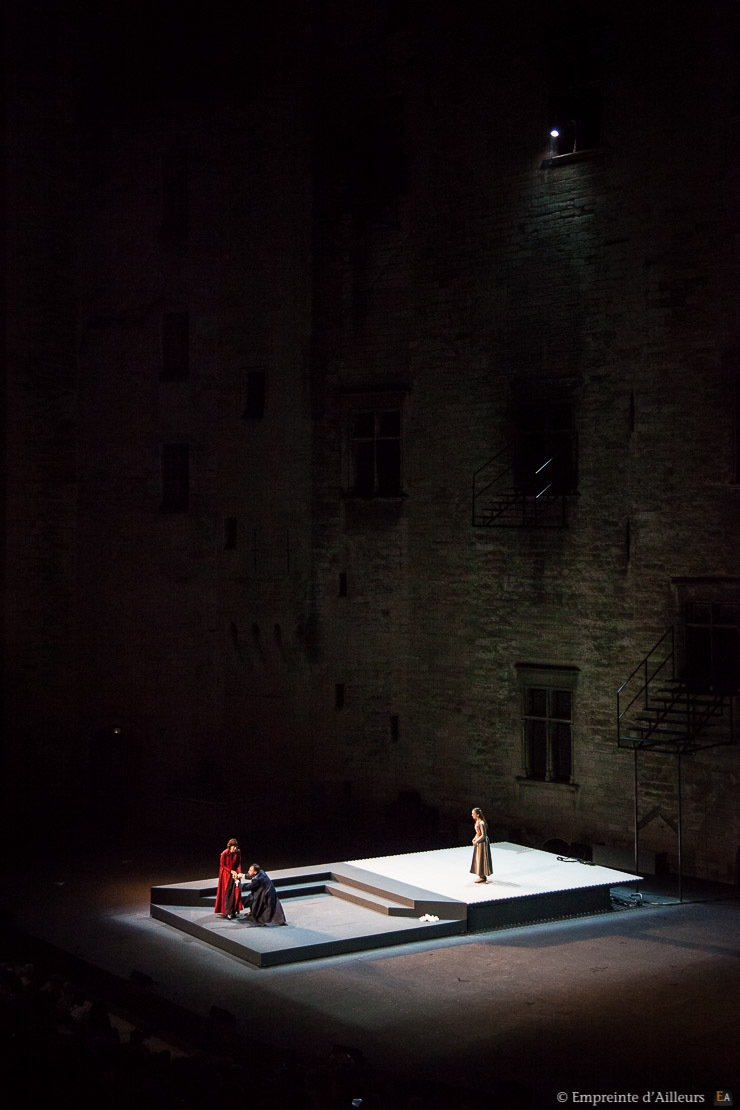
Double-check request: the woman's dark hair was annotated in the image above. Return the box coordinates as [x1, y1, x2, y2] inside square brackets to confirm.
[227, 838, 239, 849]
[472, 807, 485, 821]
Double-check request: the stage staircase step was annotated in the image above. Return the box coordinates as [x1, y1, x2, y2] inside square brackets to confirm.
[199, 881, 329, 906]
[325, 880, 418, 917]
[276, 881, 328, 899]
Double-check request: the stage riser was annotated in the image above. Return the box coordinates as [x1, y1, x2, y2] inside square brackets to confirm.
[327, 883, 418, 917]
[331, 864, 468, 921]
[329, 871, 416, 908]
[150, 845, 637, 968]
[150, 903, 464, 968]
[467, 886, 612, 932]
[152, 878, 467, 921]
[151, 886, 210, 907]
[151, 877, 331, 908]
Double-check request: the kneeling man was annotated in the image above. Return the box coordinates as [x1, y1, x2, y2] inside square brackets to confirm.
[241, 863, 287, 926]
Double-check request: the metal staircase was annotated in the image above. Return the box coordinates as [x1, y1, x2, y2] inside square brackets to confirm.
[617, 627, 736, 900]
[472, 441, 574, 527]
[617, 628, 735, 753]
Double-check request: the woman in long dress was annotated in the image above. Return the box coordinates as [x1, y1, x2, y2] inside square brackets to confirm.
[215, 837, 243, 918]
[470, 807, 492, 884]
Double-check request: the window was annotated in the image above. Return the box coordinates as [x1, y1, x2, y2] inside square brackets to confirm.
[731, 31, 740, 117]
[161, 141, 188, 236]
[224, 517, 237, 550]
[523, 687, 573, 782]
[350, 408, 402, 497]
[385, 0, 408, 34]
[515, 399, 577, 495]
[546, 17, 605, 156]
[517, 664, 578, 783]
[160, 312, 189, 381]
[685, 601, 739, 694]
[340, 388, 407, 500]
[242, 369, 266, 419]
[733, 363, 740, 482]
[160, 443, 189, 512]
[350, 95, 405, 210]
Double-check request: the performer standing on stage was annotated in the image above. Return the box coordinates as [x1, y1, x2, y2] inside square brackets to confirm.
[470, 807, 493, 884]
[215, 837, 243, 919]
[240, 863, 287, 926]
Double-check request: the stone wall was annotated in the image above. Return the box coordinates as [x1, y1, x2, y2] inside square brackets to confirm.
[3, 1, 739, 878]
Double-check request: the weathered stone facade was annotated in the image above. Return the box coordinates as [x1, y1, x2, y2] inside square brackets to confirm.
[3, 1, 739, 878]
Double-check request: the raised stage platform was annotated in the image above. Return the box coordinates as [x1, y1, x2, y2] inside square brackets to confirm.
[150, 842, 641, 968]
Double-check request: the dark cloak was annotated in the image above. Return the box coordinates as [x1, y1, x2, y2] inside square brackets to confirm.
[241, 869, 286, 925]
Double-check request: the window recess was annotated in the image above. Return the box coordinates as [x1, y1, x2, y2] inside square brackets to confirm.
[340, 389, 408, 500]
[160, 443, 189, 513]
[472, 383, 578, 528]
[516, 664, 579, 784]
[544, 16, 606, 162]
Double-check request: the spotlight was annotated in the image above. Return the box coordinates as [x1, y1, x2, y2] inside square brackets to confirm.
[550, 129, 559, 138]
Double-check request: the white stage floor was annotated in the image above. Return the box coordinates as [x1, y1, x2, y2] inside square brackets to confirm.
[344, 842, 640, 904]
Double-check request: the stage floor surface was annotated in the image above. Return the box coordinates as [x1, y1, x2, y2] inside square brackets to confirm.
[151, 842, 640, 967]
[344, 841, 633, 901]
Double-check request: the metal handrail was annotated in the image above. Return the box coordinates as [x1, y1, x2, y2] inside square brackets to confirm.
[617, 627, 675, 739]
[472, 439, 575, 526]
[472, 442, 510, 481]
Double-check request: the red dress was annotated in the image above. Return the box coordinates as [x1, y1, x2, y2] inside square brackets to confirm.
[214, 847, 242, 915]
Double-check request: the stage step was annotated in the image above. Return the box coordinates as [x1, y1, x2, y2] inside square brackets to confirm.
[330, 868, 416, 907]
[326, 880, 418, 917]
[277, 881, 328, 900]
[198, 880, 328, 906]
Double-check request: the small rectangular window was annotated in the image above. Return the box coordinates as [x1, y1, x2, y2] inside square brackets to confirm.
[160, 312, 189, 381]
[523, 686, 572, 782]
[385, 0, 408, 34]
[161, 443, 189, 512]
[224, 517, 237, 550]
[546, 20, 604, 155]
[685, 600, 739, 693]
[517, 664, 578, 783]
[515, 399, 577, 495]
[243, 370, 266, 419]
[161, 143, 188, 235]
[351, 95, 405, 210]
[350, 408, 402, 497]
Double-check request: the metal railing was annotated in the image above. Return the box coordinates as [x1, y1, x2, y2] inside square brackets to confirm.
[617, 628, 735, 752]
[472, 440, 575, 527]
[617, 628, 675, 744]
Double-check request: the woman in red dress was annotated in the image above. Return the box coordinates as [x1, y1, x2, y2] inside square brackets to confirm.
[215, 837, 243, 919]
